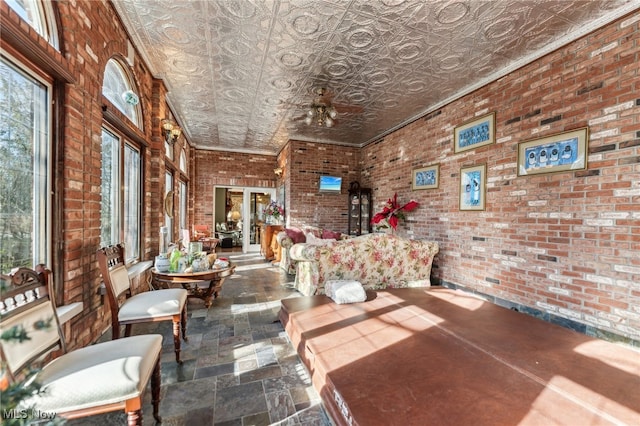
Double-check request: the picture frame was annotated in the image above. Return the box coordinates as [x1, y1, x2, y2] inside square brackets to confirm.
[517, 127, 589, 176]
[412, 164, 440, 190]
[459, 164, 486, 211]
[454, 112, 495, 153]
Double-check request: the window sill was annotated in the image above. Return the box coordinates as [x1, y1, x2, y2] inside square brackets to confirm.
[97, 260, 153, 296]
[57, 302, 83, 324]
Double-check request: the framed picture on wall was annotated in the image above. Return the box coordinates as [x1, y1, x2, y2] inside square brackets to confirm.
[459, 164, 486, 211]
[517, 127, 589, 176]
[412, 164, 440, 190]
[454, 112, 495, 153]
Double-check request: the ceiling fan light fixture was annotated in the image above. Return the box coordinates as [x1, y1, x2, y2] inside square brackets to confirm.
[304, 90, 338, 128]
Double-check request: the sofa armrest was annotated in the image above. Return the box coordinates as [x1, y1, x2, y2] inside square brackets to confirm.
[290, 243, 327, 262]
[277, 231, 294, 249]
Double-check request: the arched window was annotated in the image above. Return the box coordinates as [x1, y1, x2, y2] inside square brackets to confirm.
[100, 59, 143, 262]
[103, 59, 141, 128]
[5, 0, 59, 48]
[179, 148, 187, 173]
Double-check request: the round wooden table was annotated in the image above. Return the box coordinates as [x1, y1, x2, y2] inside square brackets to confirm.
[151, 264, 236, 308]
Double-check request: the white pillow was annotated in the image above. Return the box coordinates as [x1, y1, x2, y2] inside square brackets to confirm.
[325, 280, 366, 304]
[305, 232, 334, 246]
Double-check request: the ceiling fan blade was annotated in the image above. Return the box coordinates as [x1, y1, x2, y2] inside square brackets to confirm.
[334, 103, 364, 113]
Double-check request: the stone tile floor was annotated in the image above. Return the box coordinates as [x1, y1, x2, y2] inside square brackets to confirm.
[66, 252, 333, 426]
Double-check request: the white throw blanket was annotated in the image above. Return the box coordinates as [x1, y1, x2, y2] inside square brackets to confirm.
[325, 280, 366, 304]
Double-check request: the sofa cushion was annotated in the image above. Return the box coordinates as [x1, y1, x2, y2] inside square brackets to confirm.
[321, 229, 342, 240]
[305, 233, 334, 246]
[285, 227, 306, 244]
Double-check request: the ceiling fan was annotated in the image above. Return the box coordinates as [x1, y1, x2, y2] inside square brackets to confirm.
[304, 87, 338, 128]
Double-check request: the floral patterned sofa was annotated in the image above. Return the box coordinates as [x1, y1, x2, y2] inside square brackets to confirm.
[276, 226, 347, 275]
[289, 233, 439, 296]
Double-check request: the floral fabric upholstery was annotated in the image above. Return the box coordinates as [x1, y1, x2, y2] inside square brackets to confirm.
[289, 233, 439, 296]
[277, 231, 298, 275]
[276, 226, 347, 275]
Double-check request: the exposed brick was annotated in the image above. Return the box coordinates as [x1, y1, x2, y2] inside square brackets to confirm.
[576, 81, 604, 95]
[540, 115, 562, 125]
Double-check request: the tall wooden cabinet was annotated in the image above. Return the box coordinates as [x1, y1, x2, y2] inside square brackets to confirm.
[347, 185, 372, 236]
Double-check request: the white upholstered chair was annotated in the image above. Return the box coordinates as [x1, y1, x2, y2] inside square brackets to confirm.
[0, 266, 163, 424]
[96, 243, 188, 363]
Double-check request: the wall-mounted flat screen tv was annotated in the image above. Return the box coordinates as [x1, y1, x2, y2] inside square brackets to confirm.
[319, 175, 342, 193]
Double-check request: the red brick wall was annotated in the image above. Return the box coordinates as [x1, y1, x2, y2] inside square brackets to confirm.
[281, 140, 361, 233]
[192, 150, 278, 225]
[361, 11, 640, 341]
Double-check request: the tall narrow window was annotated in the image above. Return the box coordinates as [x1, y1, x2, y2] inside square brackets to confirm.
[100, 129, 120, 247]
[0, 56, 51, 272]
[179, 181, 187, 231]
[124, 145, 141, 260]
[100, 129, 141, 262]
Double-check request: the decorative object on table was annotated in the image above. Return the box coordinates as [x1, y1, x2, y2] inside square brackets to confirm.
[264, 200, 284, 224]
[412, 164, 440, 190]
[155, 226, 171, 272]
[454, 112, 495, 153]
[517, 127, 589, 176]
[459, 164, 486, 211]
[189, 252, 209, 272]
[371, 193, 419, 231]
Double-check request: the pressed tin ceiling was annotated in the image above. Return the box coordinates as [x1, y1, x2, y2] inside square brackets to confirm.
[112, 0, 639, 155]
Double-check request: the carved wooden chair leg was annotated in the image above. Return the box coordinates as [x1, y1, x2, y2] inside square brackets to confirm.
[152, 358, 162, 424]
[126, 409, 142, 426]
[172, 315, 182, 363]
[125, 399, 142, 426]
[181, 306, 188, 341]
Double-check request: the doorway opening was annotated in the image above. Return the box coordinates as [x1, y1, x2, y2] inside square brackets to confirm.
[213, 186, 276, 253]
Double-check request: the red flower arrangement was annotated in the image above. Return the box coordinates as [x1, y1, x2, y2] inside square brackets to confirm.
[371, 193, 419, 230]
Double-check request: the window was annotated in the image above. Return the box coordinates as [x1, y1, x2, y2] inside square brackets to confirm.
[100, 128, 141, 262]
[103, 59, 141, 128]
[179, 148, 187, 173]
[100, 129, 120, 248]
[5, 0, 59, 48]
[179, 181, 187, 230]
[0, 55, 51, 272]
[178, 148, 188, 231]
[100, 59, 142, 262]
[124, 145, 141, 259]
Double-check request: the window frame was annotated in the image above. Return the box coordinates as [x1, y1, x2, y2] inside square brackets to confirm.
[0, 50, 53, 272]
[100, 125, 143, 264]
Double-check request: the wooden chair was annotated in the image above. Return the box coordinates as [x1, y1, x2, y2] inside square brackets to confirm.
[0, 266, 163, 424]
[193, 224, 218, 252]
[96, 244, 188, 363]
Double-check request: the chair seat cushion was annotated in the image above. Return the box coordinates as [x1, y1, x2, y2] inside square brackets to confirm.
[119, 288, 187, 322]
[24, 334, 163, 413]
